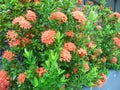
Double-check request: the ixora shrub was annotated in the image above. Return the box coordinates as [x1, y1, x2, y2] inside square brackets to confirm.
[0, 0, 120, 89]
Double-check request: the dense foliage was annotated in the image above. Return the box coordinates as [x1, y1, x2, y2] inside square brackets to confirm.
[0, 0, 120, 90]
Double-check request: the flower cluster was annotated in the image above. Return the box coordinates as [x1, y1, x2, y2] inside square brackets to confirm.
[41, 30, 57, 45]
[0, 70, 11, 90]
[2, 50, 14, 61]
[49, 11, 67, 24]
[17, 72, 26, 84]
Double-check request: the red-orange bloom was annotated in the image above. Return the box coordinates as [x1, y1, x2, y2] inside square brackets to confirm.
[41, 30, 57, 45]
[100, 73, 107, 84]
[66, 31, 74, 37]
[9, 39, 20, 47]
[12, 16, 32, 29]
[2, 50, 14, 61]
[6, 30, 18, 41]
[86, 41, 95, 49]
[63, 42, 76, 52]
[84, 63, 89, 71]
[20, 37, 32, 46]
[97, 80, 103, 88]
[72, 11, 86, 25]
[12, 16, 25, 25]
[49, 11, 67, 24]
[112, 57, 117, 64]
[113, 12, 120, 18]
[96, 25, 102, 30]
[65, 73, 70, 79]
[19, 19, 32, 29]
[17, 73, 26, 84]
[36, 67, 47, 77]
[25, 10, 36, 22]
[78, 0, 82, 5]
[88, 1, 93, 5]
[113, 37, 120, 48]
[102, 57, 107, 62]
[78, 48, 87, 57]
[60, 49, 72, 62]
[0, 70, 11, 90]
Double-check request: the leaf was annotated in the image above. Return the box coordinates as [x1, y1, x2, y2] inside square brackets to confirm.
[33, 77, 39, 87]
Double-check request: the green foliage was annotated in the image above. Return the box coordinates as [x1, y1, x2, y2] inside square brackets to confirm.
[0, 0, 120, 90]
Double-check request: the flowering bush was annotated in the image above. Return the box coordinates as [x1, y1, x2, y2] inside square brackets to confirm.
[0, 0, 120, 89]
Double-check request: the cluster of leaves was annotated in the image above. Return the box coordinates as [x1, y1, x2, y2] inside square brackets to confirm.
[0, 0, 120, 90]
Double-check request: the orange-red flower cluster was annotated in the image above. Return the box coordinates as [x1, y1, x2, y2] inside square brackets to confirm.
[113, 12, 120, 18]
[12, 16, 32, 29]
[86, 41, 96, 49]
[112, 57, 117, 64]
[36, 67, 47, 77]
[6, 30, 20, 47]
[97, 73, 107, 88]
[72, 11, 86, 25]
[113, 37, 120, 48]
[25, 10, 36, 22]
[78, 48, 87, 58]
[65, 73, 70, 78]
[49, 11, 67, 24]
[78, 0, 82, 5]
[20, 37, 32, 47]
[41, 30, 57, 45]
[2, 50, 15, 61]
[60, 49, 72, 62]
[66, 31, 74, 37]
[0, 70, 11, 90]
[17, 72, 26, 84]
[63, 42, 76, 52]
[84, 63, 89, 71]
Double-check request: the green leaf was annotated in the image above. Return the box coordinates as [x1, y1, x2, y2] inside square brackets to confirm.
[33, 77, 39, 87]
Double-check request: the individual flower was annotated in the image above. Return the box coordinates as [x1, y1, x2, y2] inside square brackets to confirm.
[2, 50, 15, 61]
[72, 67, 78, 73]
[36, 67, 47, 77]
[88, 1, 93, 5]
[0, 70, 11, 90]
[41, 30, 57, 45]
[12, 16, 25, 25]
[73, 7, 79, 12]
[20, 37, 32, 46]
[6, 30, 18, 41]
[12, 16, 32, 29]
[49, 11, 67, 24]
[86, 41, 95, 49]
[102, 57, 107, 62]
[65, 73, 70, 79]
[112, 57, 117, 64]
[97, 80, 103, 88]
[100, 73, 107, 84]
[19, 19, 32, 29]
[78, 0, 82, 5]
[34, 0, 40, 3]
[72, 11, 86, 25]
[113, 37, 120, 48]
[113, 12, 120, 18]
[63, 42, 76, 52]
[17, 72, 26, 84]
[8, 39, 20, 47]
[25, 10, 36, 22]
[84, 63, 89, 71]
[66, 31, 74, 37]
[96, 25, 102, 30]
[97, 48, 102, 54]
[78, 48, 87, 58]
[60, 49, 72, 62]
